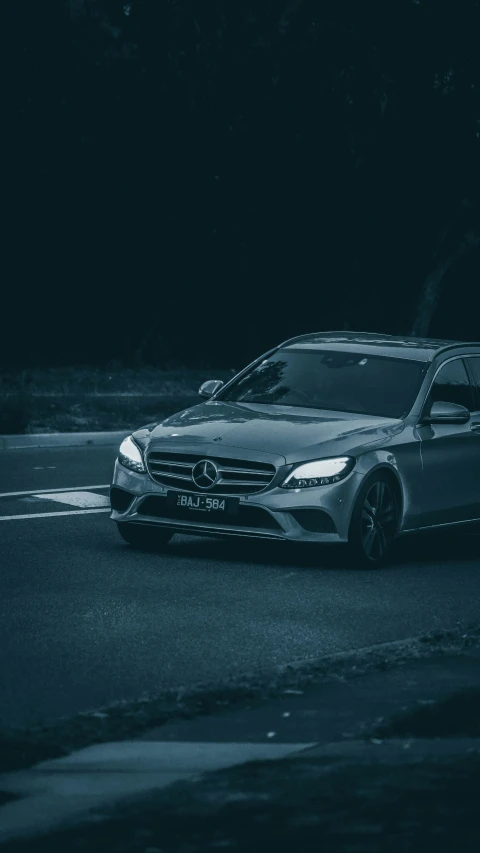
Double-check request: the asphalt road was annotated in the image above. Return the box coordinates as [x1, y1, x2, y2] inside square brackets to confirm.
[1, 444, 479, 730]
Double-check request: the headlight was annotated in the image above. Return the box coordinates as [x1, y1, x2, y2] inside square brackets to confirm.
[118, 435, 146, 473]
[280, 456, 355, 489]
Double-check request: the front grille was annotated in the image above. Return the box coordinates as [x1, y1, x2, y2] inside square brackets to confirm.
[139, 496, 282, 531]
[147, 451, 276, 495]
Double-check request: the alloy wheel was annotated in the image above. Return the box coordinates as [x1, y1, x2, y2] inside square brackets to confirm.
[360, 480, 397, 562]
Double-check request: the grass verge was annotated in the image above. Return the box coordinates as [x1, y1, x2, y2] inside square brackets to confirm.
[374, 687, 480, 738]
[0, 368, 234, 433]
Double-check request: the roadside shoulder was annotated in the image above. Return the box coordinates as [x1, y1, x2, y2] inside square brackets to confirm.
[1, 624, 479, 775]
[0, 431, 130, 450]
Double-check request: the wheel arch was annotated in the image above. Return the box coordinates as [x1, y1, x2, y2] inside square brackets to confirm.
[352, 463, 405, 529]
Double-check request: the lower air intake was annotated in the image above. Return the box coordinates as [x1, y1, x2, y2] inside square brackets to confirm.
[110, 487, 134, 513]
[289, 508, 336, 534]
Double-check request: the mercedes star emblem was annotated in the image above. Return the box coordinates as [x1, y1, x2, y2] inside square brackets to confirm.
[192, 459, 219, 489]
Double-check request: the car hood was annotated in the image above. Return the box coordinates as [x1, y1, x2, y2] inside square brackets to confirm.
[136, 400, 403, 464]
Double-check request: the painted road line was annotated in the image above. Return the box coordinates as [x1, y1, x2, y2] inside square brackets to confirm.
[0, 508, 111, 521]
[0, 485, 110, 499]
[36, 491, 111, 508]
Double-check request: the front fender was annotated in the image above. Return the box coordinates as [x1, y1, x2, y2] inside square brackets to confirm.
[354, 445, 420, 531]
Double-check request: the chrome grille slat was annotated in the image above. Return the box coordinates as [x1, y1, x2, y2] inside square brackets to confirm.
[217, 478, 271, 487]
[150, 460, 194, 470]
[147, 451, 276, 495]
[218, 466, 274, 476]
[148, 470, 193, 482]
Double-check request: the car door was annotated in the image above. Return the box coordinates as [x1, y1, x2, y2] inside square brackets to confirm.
[416, 357, 480, 528]
[465, 356, 480, 431]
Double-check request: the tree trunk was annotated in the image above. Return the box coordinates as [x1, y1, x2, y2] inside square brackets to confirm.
[411, 227, 480, 338]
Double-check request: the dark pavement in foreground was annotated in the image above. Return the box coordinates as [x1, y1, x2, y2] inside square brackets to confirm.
[58, 744, 477, 853]
[1, 646, 480, 852]
[1, 445, 480, 730]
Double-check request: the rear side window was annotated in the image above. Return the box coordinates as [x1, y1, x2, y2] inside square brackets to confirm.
[426, 359, 475, 412]
[466, 358, 480, 410]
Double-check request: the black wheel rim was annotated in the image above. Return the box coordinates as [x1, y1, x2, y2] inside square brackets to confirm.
[360, 481, 397, 562]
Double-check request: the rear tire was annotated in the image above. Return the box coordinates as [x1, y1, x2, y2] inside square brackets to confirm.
[116, 522, 173, 550]
[347, 473, 399, 568]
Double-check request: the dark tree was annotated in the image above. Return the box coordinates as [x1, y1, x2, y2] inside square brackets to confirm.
[4, 0, 480, 368]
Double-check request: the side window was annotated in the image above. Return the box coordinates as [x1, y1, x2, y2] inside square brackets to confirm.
[467, 358, 480, 411]
[426, 359, 474, 413]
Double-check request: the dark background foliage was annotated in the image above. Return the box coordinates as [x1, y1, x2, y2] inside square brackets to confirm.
[4, 0, 480, 368]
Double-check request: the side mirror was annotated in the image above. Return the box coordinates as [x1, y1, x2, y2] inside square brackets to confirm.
[198, 379, 224, 399]
[421, 401, 470, 425]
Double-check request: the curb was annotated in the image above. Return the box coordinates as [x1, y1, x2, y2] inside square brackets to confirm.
[0, 430, 130, 451]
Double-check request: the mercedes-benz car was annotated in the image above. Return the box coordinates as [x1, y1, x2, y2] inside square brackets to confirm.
[110, 332, 480, 566]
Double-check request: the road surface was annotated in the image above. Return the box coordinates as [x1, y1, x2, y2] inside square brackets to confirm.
[0, 443, 479, 729]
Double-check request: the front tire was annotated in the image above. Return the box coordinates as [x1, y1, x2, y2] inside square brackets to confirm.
[347, 473, 399, 568]
[116, 522, 173, 550]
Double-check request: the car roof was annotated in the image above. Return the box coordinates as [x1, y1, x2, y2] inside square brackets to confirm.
[279, 331, 480, 363]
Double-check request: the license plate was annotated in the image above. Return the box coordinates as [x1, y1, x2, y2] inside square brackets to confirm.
[167, 491, 239, 515]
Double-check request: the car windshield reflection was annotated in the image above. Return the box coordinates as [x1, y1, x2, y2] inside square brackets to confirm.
[217, 349, 426, 419]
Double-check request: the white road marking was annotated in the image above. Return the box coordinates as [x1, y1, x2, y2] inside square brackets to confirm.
[0, 484, 109, 498]
[36, 491, 110, 508]
[0, 508, 111, 521]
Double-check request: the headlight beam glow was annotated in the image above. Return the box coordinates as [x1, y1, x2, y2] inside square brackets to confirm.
[280, 456, 354, 489]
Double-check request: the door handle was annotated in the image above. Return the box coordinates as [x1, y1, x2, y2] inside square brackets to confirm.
[470, 422, 480, 431]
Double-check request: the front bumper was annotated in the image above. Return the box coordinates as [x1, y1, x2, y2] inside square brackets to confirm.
[110, 460, 364, 543]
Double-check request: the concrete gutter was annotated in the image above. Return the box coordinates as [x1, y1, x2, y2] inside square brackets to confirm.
[2, 734, 480, 843]
[0, 431, 130, 451]
[0, 740, 313, 843]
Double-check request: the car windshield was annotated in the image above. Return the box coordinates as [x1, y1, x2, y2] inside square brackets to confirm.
[218, 349, 426, 418]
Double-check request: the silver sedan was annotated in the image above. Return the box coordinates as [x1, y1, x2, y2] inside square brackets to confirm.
[110, 332, 480, 566]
